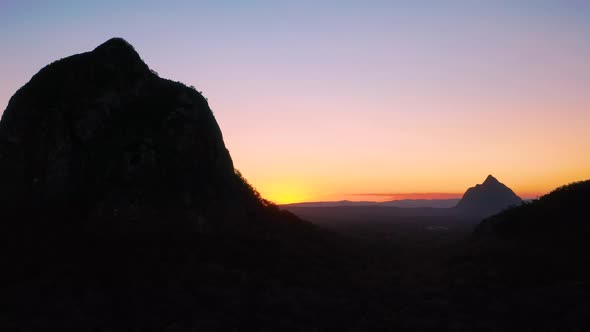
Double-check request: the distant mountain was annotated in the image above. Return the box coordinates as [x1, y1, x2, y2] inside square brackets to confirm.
[455, 175, 522, 218]
[283, 198, 460, 209]
[284, 176, 522, 225]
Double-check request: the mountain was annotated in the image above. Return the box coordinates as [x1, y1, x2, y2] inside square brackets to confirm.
[285, 175, 521, 218]
[0, 37, 338, 331]
[283, 176, 521, 232]
[0, 37, 301, 237]
[282, 198, 460, 209]
[455, 174, 522, 218]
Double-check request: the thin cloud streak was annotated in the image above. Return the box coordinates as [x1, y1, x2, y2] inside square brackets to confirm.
[350, 193, 462, 200]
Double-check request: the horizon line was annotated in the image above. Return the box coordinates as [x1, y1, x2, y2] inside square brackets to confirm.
[276, 191, 543, 205]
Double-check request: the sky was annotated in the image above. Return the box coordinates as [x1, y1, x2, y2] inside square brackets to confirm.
[1, 1, 589, 203]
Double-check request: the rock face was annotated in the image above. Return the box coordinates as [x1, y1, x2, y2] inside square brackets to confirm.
[0, 38, 268, 235]
[455, 175, 522, 218]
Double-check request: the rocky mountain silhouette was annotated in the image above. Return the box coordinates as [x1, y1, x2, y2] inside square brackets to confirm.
[0, 37, 333, 331]
[0, 37, 302, 237]
[455, 174, 522, 218]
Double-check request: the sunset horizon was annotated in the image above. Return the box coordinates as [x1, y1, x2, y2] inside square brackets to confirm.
[263, 175, 549, 204]
[2, 1, 588, 205]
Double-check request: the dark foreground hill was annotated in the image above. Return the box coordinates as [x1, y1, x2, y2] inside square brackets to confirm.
[474, 179, 590, 244]
[446, 180, 590, 331]
[0, 38, 351, 331]
[468, 179, 590, 279]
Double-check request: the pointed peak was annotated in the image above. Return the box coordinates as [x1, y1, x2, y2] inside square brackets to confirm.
[92, 38, 143, 62]
[94, 37, 136, 52]
[89, 38, 149, 74]
[483, 174, 499, 185]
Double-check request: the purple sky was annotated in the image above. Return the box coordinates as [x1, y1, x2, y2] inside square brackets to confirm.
[1, 1, 589, 203]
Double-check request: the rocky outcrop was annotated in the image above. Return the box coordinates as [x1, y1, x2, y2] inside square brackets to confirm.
[0, 38, 272, 235]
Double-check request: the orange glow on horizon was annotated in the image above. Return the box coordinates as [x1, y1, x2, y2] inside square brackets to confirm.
[259, 179, 313, 205]
[249, 174, 582, 205]
[261, 188, 555, 205]
[261, 191, 548, 205]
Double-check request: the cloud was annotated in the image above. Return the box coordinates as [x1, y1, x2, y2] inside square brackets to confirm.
[349, 193, 462, 200]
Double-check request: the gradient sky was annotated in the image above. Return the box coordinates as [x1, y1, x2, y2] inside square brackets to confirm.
[1, 1, 589, 203]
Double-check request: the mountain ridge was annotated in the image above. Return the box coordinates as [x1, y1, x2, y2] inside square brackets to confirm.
[282, 198, 460, 209]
